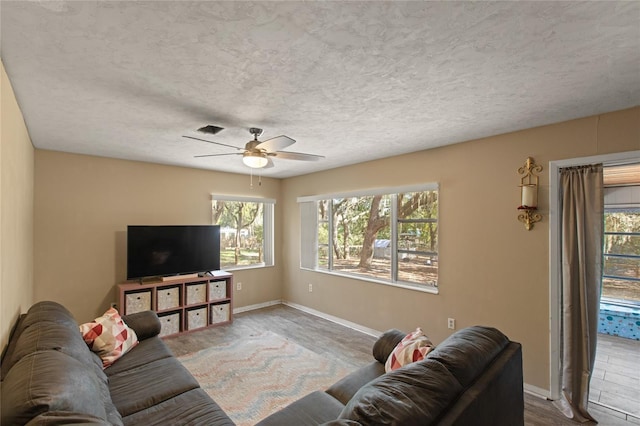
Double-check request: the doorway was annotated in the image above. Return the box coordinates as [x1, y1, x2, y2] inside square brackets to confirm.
[549, 151, 640, 420]
[589, 163, 640, 418]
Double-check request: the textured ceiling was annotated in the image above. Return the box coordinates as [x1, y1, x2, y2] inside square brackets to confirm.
[1, 1, 639, 178]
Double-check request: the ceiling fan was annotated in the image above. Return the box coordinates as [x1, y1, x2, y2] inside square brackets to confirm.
[184, 127, 324, 169]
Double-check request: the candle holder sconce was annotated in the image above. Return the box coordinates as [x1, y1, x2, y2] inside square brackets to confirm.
[517, 157, 542, 230]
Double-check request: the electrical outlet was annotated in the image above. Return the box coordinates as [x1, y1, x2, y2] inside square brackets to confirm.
[447, 318, 456, 330]
[308, 283, 313, 293]
[236, 282, 242, 291]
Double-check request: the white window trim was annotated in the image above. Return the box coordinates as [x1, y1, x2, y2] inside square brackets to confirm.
[211, 194, 275, 270]
[601, 187, 639, 307]
[211, 194, 276, 204]
[299, 184, 439, 292]
[297, 183, 438, 203]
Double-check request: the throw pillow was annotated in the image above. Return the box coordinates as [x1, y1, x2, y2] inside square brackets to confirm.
[79, 307, 138, 368]
[384, 327, 433, 372]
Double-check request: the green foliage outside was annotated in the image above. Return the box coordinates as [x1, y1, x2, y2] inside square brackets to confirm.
[318, 190, 438, 285]
[213, 200, 263, 268]
[602, 210, 640, 303]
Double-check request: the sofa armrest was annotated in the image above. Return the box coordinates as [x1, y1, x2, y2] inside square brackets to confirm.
[121, 311, 161, 340]
[372, 329, 406, 364]
[326, 362, 385, 405]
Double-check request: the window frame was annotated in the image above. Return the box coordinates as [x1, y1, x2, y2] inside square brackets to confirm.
[601, 180, 640, 306]
[211, 194, 275, 271]
[298, 183, 439, 293]
[601, 206, 640, 307]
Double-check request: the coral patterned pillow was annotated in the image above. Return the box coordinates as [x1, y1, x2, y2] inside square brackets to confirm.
[385, 327, 434, 372]
[79, 307, 138, 368]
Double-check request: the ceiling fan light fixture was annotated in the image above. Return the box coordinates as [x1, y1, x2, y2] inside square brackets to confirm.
[242, 152, 268, 168]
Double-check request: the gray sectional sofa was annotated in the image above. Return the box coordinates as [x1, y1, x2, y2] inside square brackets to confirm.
[1, 300, 524, 425]
[258, 326, 525, 425]
[1, 301, 234, 425]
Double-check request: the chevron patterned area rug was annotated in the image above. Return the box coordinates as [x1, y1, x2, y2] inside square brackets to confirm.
[177, 331, 354, 425]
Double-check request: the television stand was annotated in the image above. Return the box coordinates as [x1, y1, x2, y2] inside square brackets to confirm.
[118, 272, 233, 338]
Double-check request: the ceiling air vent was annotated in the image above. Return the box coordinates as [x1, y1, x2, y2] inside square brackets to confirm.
[197, 125, 224, 135]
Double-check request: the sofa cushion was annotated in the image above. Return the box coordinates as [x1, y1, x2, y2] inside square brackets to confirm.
[256, 390, 345, 426]
[19, 301, 80, 331]
[1, 351, 119, 426]
[121, 388, 234, 426]
[339, 358, 463, 425]
[108, 356, 200, 417]
[425, 325, 509, 388]
[326, 361, 385, 405]
[80, 308, 139, 368]
[2, 301, 86, 379]
[384, 327, 433, 372]
[14, 336, 122, 425]
[26, 412, 114, 425]
[10, 320, 103, 374]
[1, 313, 25, 380]
[435, 342, 524, 426]
[104, 336, 174, 376]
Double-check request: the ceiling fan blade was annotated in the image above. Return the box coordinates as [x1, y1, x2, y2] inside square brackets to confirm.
[264, 157, 275, 169]
[194, 153, 243, 158]
[256, 135, 295, 152]
[183, 135, 242, 151]
[272, 151, 325, 161]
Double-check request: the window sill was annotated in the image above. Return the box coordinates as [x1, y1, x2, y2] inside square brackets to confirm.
[223, 264, 273, 272]
[300, 267, 439, 294]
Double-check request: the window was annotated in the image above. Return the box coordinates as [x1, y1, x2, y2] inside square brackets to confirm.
[602, 207, 640, 305]
[601, 167, 640, 306]
[299, 184, 438, 290]
[211, 195, 274, 270]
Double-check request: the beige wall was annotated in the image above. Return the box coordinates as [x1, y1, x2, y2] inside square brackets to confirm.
[10, 53, 640, 393]
[1, 61, 35, 348]
[34, 151, 283, 323]
[281, 107, 640, 392]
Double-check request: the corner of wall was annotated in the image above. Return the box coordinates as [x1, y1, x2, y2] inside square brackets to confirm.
[1, 60, 35, 348]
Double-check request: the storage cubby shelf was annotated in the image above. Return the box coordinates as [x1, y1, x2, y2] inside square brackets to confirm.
[118, 272, 233, 338]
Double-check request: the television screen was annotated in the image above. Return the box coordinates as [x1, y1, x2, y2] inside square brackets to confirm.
[127, 225, 221, 280]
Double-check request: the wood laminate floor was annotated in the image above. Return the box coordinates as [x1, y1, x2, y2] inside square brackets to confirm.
[165, 304, 639, 425]
[591, 334, 640, 420]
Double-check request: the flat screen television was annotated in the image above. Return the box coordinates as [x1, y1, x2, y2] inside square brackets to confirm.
[127, 225, 221, 280]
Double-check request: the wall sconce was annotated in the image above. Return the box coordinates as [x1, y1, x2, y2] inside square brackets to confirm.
[517, 157, 542, 230]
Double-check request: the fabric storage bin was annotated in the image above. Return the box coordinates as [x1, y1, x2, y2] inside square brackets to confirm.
[158, 312, 181, 337]
[208, 281, 227, 300]
[210, 303, 230, 324]
[125, 290, 151, 314]
[187, 307, 207, 330]
[157, 285, 181, 311]
[186, 283, 206, 305]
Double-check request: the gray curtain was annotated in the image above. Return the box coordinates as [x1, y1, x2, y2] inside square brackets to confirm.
[555, 164, 603, 423]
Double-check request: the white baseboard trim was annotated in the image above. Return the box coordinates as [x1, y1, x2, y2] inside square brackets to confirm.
[282, 301, 382, 337]
[239, 300, 553, 400]
[233, 300, 282, 314]
[524, 384, 551, 399]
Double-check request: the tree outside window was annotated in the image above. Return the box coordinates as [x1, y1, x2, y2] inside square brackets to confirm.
[602, 209, 640, 305]
[313, 188, 438, 288]
[212, 198, 274, 269]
